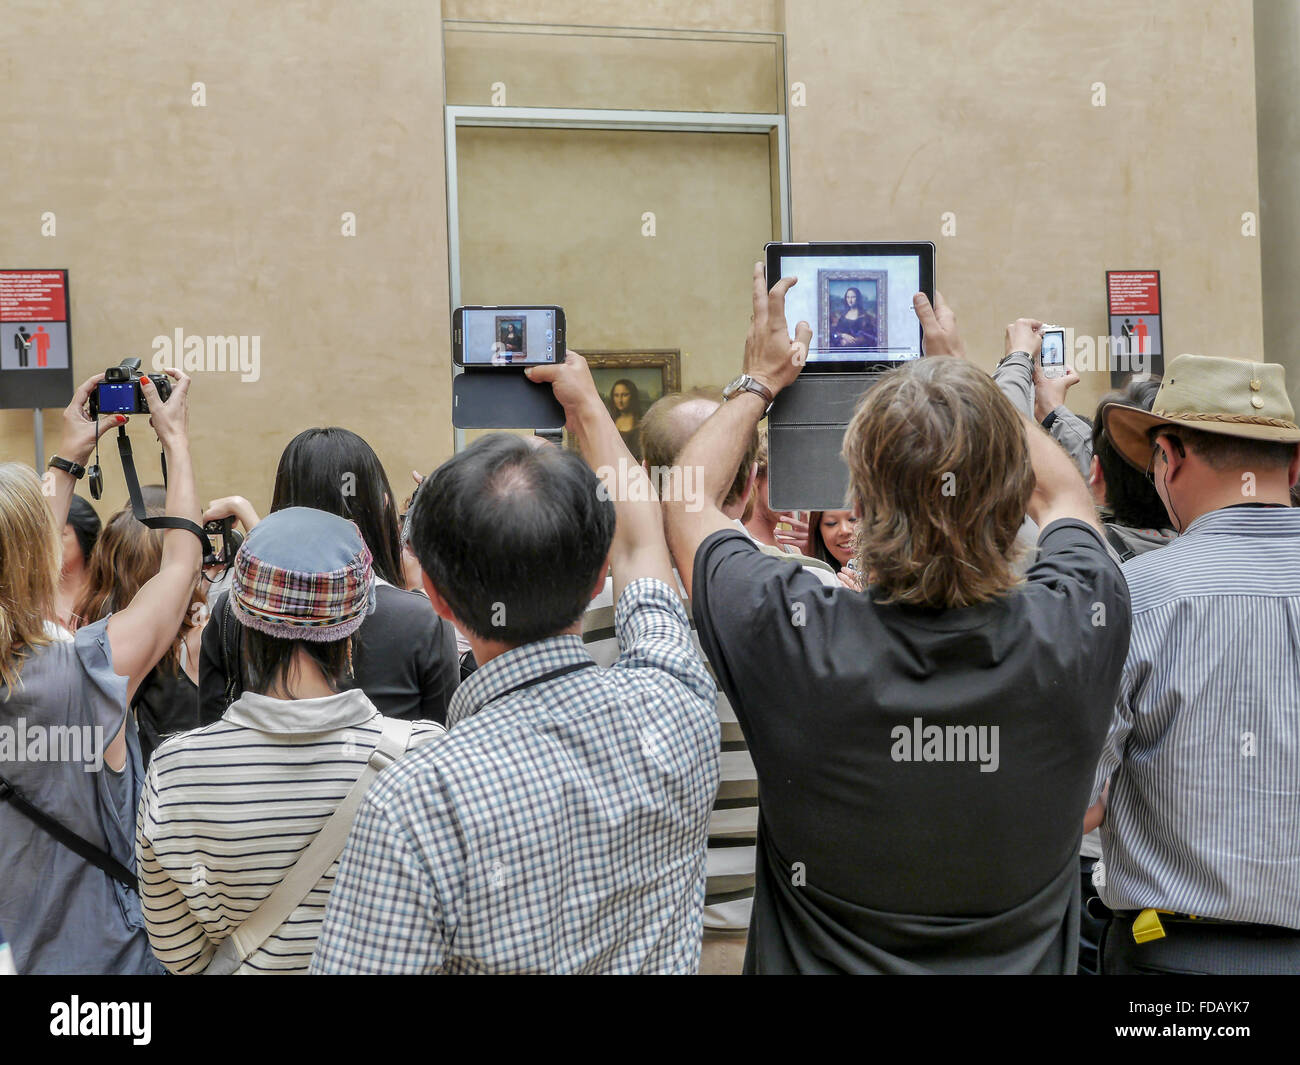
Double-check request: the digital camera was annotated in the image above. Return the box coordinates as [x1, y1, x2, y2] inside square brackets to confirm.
[203, 517, 244, 570]
[89, 357, 172, 416]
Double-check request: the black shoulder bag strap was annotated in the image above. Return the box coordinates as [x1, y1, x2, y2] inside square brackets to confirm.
[116, 427, 209, 549]
[1103, 524, 1137, 563]
[220, 592, 243, 711]
[484, 661, 596, 706]
[0, 774, 138, 892]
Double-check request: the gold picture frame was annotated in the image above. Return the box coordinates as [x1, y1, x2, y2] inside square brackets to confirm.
[576, 349, 681, 460]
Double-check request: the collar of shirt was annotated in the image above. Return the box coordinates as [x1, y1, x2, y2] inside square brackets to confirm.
[447, 633, 594, 729]
[223, 687, 379, 733]
[1179, 504, 1300, 539]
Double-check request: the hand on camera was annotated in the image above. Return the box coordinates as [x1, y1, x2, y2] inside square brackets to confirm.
[743, 262, 812, 398]
[202, 496, 261, 532]
[1003, 318, 1044, 361]
[60, 373, 116, 464]
[141, 367, 191, 449]
[525, 350, 602, 428]
[836, 567, 863, 592]
[914, 291, 966, 358]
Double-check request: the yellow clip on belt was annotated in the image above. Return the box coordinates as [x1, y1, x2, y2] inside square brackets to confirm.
[1131, 908, 1208, 943]
[1132, 909, 1167, 943]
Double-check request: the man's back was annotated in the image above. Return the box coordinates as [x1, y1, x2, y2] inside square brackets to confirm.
[312, 578, 720, 974]
[1093, 506, 1300, 928]
[690, 520, 1131, 973]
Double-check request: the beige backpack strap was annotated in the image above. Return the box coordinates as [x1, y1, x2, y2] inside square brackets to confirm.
[206, 717, 415, 974]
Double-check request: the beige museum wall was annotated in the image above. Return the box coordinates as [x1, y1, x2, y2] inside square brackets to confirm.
[455, 127, 776, 400]
[1254, 0, 1300, 410]
[0, 0, 452, 519]
[784, 0, 1264, 416]
[1, 0, 1266, 523]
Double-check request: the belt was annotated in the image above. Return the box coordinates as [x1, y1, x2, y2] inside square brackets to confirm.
[1113, 908, 1300, 943]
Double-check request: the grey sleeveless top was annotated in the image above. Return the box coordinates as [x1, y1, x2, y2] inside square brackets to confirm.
[0, 618, 162, 974]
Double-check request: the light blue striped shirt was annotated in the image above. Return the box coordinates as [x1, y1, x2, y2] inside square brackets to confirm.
[1090, 505, 1300, 927]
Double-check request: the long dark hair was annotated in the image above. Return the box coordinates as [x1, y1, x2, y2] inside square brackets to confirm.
[1091, 378, 1171, 530]
[270, 428, 404, 586]
[65, 495, 101, 566]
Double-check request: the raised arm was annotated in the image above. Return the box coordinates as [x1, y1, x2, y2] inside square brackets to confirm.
[664, 263, 812, 597]
[1022, 407, 1100, 534]
[49, 372, 115, 531]
[104, 369, 203, 703]
[527, 351, 675, 601]
[1032, 361, 1092, 477]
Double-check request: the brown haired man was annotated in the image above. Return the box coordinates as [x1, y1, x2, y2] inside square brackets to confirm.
[663, 264, 1132, 973]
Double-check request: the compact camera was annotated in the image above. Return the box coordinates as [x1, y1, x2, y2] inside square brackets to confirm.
[89, 357, 173, 417]
[203, 517, 244, 570]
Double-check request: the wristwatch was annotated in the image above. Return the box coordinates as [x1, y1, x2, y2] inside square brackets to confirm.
[722, 374, 776, 414]
[48, 455, 87, 480]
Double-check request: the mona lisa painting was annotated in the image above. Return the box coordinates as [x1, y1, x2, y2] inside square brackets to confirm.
[577, 350, 681, 461]
[819, 270, 888, 353]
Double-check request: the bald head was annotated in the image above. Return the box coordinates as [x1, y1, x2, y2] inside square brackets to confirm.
[639, 388, 757, 509]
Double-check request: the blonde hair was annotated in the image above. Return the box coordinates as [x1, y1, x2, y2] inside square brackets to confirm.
[0, 463, 62, 693]
[842, 359, 1032, 609]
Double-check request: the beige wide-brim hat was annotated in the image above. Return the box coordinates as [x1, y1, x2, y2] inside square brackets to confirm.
[1101, 353, 1300, 471]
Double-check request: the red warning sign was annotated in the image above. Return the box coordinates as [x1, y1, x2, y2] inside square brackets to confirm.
[0, 270, 69, 322]
[1106, 271, 1160, 316]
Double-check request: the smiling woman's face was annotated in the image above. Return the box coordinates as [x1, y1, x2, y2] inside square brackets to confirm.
[845, 289, 858, 308]
[611, 384, 632, 411]
[820, 510, 859, 566]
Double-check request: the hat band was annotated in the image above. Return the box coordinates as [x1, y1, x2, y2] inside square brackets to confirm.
[1152, 409, 1300, 431]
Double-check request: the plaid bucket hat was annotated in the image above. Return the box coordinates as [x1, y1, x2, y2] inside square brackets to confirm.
[230, 506, 376, 642]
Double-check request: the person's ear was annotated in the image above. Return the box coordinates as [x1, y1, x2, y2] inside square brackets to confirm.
[1158, 434, 1185, 478]
[590, 559, 611, 602]
[1289, 443, 1300, 491]
[421, 572, 456, 622]
[742, 461, 758, 507]
[1088, 454, 1106, 501]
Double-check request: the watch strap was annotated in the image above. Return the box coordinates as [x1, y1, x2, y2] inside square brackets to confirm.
[724, 374, 775, 410]
[48, 455, 86, 480]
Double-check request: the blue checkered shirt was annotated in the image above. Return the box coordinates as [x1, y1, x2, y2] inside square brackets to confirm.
[310, 578, 720, 974]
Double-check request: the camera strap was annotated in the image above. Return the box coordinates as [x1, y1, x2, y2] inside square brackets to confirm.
[116, 427, 209, 551]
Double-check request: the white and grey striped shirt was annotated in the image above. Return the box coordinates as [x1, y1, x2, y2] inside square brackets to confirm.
[1090, 505, 1300, 927]
[136, 688, 444, 973]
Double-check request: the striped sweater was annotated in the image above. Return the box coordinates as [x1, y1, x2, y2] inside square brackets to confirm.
[136, 688, 444, 974]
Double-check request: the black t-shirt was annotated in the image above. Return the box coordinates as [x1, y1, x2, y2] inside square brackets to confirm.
[134, 663, 199, 768]
[198, 584, 460, 726]
[691, 519, 1131, 974]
